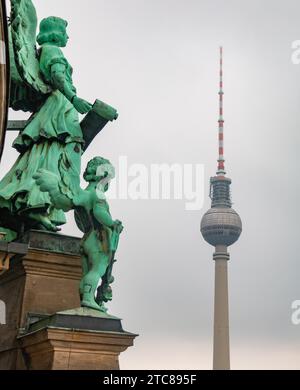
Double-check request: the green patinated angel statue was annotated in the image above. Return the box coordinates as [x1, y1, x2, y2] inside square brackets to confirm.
[0, 0, 92, 237]
[34, 157, 123, 312]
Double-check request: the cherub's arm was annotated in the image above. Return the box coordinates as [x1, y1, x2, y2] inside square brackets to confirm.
[93, 201, 116, 228]
[50, 63, 92, 114]
[33, 169, 73, 212]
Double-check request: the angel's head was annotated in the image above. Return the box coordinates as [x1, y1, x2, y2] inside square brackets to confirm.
[37, 17, 69, 47]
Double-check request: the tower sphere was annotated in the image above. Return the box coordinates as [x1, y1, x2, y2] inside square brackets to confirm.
[201, 207, 242, 247]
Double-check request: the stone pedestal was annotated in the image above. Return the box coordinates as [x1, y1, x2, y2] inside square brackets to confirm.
[18, 308, 136, 370]
[0, 230, 136, 370]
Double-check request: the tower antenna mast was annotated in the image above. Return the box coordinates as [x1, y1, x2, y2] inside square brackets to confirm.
[217, 46, 225, 176]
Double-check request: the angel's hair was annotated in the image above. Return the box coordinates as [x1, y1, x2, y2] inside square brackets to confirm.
[37, 16, 68, 46]
[84, 157, 115, 183]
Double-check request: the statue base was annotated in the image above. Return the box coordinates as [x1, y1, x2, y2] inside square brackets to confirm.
[0, 230, 136, 370]
[18, 308, 136, 370]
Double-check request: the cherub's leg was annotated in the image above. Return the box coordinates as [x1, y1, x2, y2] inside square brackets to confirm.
[81, 250, 110, 311]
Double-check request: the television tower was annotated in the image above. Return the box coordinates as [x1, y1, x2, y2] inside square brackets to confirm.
[201, 47, 242, 370]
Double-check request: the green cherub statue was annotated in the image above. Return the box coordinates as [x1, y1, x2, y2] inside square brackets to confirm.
[34, 157, 123, 312]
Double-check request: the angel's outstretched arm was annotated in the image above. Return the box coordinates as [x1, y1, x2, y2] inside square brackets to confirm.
[51, 63, 92, 114]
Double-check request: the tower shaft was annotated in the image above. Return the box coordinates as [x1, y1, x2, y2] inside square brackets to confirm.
[213, 246, 230, 370]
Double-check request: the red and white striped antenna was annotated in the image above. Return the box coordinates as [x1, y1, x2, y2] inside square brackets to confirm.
[217, 46, 226, 176]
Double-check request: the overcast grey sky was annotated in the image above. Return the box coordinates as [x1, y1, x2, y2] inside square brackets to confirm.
[2, 0, 300, 369]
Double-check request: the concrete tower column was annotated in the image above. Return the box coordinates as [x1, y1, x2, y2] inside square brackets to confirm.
[213, 245, 230, 370]
[200, 48, 242, 370]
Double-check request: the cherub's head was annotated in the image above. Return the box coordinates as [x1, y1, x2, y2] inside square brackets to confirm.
[37, 16, 69, 47]
[84, 157, 115, 193]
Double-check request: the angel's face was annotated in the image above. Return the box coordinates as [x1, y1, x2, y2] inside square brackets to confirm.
[58, 27, 69, 47]
[61, 31, 69, 47]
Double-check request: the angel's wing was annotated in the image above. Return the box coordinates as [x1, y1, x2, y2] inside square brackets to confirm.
[9, 0, 51, 112]
[0, 0, 9, 161]
[74, 208, 93, 234]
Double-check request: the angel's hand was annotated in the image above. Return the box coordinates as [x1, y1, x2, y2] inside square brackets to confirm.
[33, 169, 60, 194]
[73, 97, 92, 114]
